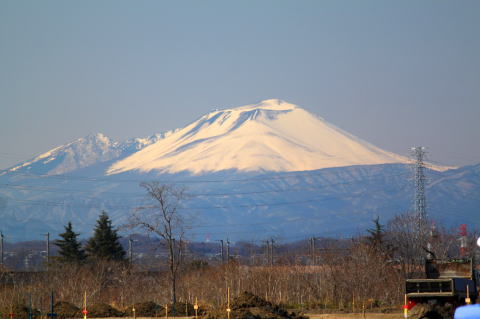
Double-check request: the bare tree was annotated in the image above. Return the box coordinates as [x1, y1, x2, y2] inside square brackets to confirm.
[386, 212, 430, 278]
[130, 182, 187, 314]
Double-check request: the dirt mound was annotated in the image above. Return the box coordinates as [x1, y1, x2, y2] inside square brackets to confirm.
[232, 292, 271, 309]
[124, 301, 205, 317]
[0, 305, 40, 319]
[88, 303, 124, 317]
[205, 292, 308, 319]
[170, 302, 200, 316]
[408, 303, 453, 319]
[55, 301, 81, 318]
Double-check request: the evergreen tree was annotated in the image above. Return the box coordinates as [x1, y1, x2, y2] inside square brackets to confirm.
[367, 216, 385, 248]
[366, 216, 394, 258]
[55, 222, 86, 263]
[85, 211, 126, 261]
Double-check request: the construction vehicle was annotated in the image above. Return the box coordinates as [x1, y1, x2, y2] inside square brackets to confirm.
[405, 258, 478, 319]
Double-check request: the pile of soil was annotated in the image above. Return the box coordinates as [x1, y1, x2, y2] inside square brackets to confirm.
[54, 301, 82, 318]
[408, 303, 453, 319]
[205, 292, 308, 319]
[0, 305, 40, 319]
[168, 302, 201, 316]
[88, 303, 124, 317]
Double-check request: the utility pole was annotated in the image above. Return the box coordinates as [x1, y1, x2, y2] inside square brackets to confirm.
[179, 240, 185, 265]
[219, 240, 224, 263]
[264, 240, 270, 265]
[0, 232, 4, 267]
[226, 239, 230, 262]
[129, 237, 133, 265]
[270, 238, 274, 266]
[310, 237, 316, 265]
[249, 242, 254, 266]
[45, 232, 50, 266]
[48, 291, 56, 319]
[28, 293, 33, 319]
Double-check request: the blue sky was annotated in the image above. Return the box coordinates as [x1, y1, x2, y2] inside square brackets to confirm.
[1, 0, 479, 169]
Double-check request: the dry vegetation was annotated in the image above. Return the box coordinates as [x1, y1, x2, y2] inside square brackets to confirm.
[308, 314, 402, 319]
[0, 213, 476, 318]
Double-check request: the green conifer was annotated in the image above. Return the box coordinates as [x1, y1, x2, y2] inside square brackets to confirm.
[85, 211, 126, 261]
[55, 222, 86, 263]
[367, 216, 385, 248]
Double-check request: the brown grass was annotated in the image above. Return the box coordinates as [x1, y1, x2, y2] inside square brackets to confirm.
[91, 313, 404, 319]
[307, 313, 403, 319]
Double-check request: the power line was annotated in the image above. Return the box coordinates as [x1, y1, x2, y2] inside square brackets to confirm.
[0, 170, 412, 199]
[0, 163, 416, 184]
[3, 188, 370, 211]
[0, 232, 4, 266]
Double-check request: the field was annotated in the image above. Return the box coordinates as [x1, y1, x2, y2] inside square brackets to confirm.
[90, 314, 405, 319]
[307, 312, 403, 319]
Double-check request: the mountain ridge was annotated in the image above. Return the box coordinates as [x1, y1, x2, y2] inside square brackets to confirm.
[0, 132, 166, 177]
[1, 162, 478, 242]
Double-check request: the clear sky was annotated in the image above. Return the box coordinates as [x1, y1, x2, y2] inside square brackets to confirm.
[1, 0, 479, 169]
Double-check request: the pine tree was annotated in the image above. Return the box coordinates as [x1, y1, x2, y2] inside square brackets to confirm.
[367, 216, 385, 248]
[366, 216, 394, 258]
[55, 222, 86, 263]
[85, 211, 126, 261]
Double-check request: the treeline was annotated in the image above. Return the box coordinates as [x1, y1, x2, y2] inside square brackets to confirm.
[1, 211, 478, 316]
[56, 211, 126, 263]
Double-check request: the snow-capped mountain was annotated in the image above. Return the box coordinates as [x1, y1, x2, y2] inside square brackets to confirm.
[1, 132, 165, 176]
[107, 99, 412, 175]
[0, 99, 475, 242]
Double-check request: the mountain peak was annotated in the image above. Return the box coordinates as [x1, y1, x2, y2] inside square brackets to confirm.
[84, 132, 111, 143]
[221, 99, 298, 113]
[106, 100, 413, 175]
[248, 98, 296, 109]
[2, 132, 161, 176]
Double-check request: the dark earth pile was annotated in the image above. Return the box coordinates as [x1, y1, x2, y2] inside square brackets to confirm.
[408, 303, 453, 319]
[0, 305, 40, 319]
[205, 292, 308, 319]
[124, 301, 205, 317]
[55, 301, 81, 318]
[167, 302, 202, 316]
[88, 303, 124, 317]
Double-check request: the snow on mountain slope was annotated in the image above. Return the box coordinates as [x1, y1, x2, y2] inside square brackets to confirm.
[107, 99, 413, 175]
[1, 133, 165, 176]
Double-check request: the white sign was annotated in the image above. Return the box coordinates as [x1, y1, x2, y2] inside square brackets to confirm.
[477, 237, 480, 247]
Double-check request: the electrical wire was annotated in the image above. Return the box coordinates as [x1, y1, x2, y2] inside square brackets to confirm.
[0, 170, 411, 198]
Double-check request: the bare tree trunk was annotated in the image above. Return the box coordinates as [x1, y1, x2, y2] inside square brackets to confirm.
[170, 240, 177, 315]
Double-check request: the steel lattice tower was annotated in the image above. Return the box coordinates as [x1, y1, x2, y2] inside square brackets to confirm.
[411, 146, 427, 222]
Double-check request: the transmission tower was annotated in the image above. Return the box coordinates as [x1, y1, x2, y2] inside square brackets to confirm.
[411, 146, 427, 222]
